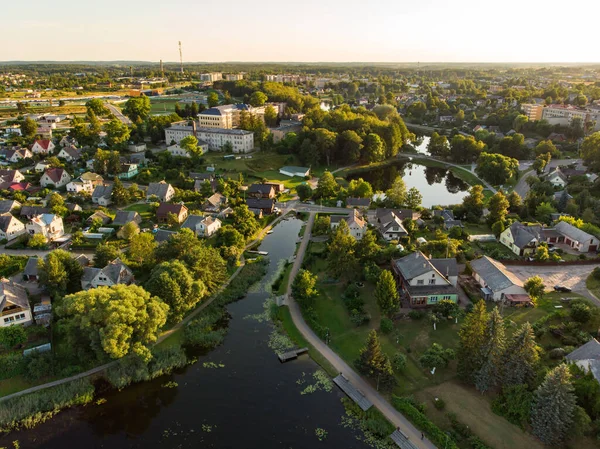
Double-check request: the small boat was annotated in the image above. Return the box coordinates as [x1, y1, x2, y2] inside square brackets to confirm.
[248, 250, 269, 256]
[267, 230, 273, 234]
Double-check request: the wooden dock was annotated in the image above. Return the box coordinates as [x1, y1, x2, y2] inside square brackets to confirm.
[333, 374, 373, 411]
[390, 429, 419, 449]
[278, 347, 308, 363]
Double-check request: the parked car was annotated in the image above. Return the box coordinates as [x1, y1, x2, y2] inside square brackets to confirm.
[554, 285, 572, 293]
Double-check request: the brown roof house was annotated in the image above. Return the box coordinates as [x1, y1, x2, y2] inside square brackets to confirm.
[203, 193, 227, 213]
[156, 203, 188, 224]
[1, 278, 32, 327]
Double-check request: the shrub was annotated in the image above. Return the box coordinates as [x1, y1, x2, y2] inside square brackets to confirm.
[433, 398, 446, 410]
[408, 310, 425, 320]
[593, 267, 600, 280]
[380, 318, 393, 334]
[491, 384, 533, 428]
[392, 352, 407, 372]
[23, 351, 59, 382]
[0, 353, 25, 380]
[350, 310, 370, 326]
[571, 302, 592, 323]
[548, 348, 566, 359]
[446, 412, 472, 439]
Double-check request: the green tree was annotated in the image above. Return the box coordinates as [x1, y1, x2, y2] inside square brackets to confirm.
[513, 114, 528, 132]
[491, 220, 505, 238]
[28, 233, 47, 249]
[128, 232, 157, 269]
[457, 301, 489, 383]
[94, 243, 120, 268]
[291, 269, 318, 307]
[339, 130, 363, 163]
[0, 325, 27, 349]
[475, 307, 506, 393]
[145, 260, 207, 322]
[405, 187, 422, 209]
[530, 364, 576, 445]
[433, 299, 459, 319]
[20, 117, 37, 138]
[296, 183, 313, 201]
[420, 343, 455, 370]
[450, 134, 485, 162]
[123, 96, 151, 123]
[232, 204, 260, 238]
[86, 98, 110, 116]
[487, 191, 510, 225]
[347, 178, 373, 198]
[249, 91, 268, 107]
[375, 270, 399, 317]
[264, 105, 278, 127]
[535, 202, 556, 224]
[38, 249, 84, 298]
[314, 128, 338, 166]
[571, 302, 592, 323]
[580, 132, 600, 172]
[56, 285, 168, 362]
[216, 225, 245, 249]
[507, 191, 522, 212]
[355, 330, 395, 389]
[534, 140, 560, 157]
[475, 152, 519, 186]
[180, 135, 202, 156]
[462, 185, 485, 221]
[356, 229, 379, 261]
[111, 177, 130, 206]
[207, 92, 219, 108]
[385, 176, 407, 207]
[315, 171, 338, 198]
[48, 193, 68, 217]
[120, 221, 140, 241]
[327, 220, 358, 279]
[427, 132, 450, 158]
[362, 133, 385, 162]
[532, 152, 551, 174]
[524, 276, 545, 304]
[501, 322, 540, 387]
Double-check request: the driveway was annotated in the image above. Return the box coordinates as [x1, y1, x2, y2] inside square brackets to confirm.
[508, 263, 600, 305]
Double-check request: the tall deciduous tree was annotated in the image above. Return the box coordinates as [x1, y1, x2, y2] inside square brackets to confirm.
[581, 132, 600, 172]
[385, 176, 407, 207]
[315, 171, 338, 198]
[232, 204, 260, 238]
[145, 261, 207, 321]
[207, 92, 219, 108]
[111, 177, 130, 206]
[94, 243, 120, 268]
[457, 301, 488, 383]
[38, 250, 84, 298]
[103, 118, 130, 148]
[123, 96, 151, 123]
[56, 285, 169, 362]
[462, 185, 485, 221]
[427, 132, 450, 158]
[249, 91, 268, 107]
[475, 152, 519, 186]
[327, 220, 358, 279]
[363, 133, 385, 163]
[405, 187, 422, 209]
[530, 364, 576, 445]
[291, 269, 318, 307]
[524, 276, 545, 304]
[347, 178, 373, 198]
[128, 232, 157, 269]
[475, 307, 506, 393]
[375, 270, 399, 317]
[501, 322, 540, 387]
[487, 191, 509, 225]
[20, 117, 37, 138]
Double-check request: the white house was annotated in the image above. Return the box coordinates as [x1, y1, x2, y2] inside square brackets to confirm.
[92, 184, 113, 206]
[470, 256, 528, 302]
[566, 339, 600, 385]
[146, 181, 175, 202]
[40, 168, 71, 188]
[0, 278, 33, 327]
[330, 209, 366, 240]
[279, 166, 310, 177]
[57, 146, 81, 162]
[81, 258, 134, 290]
[66, 178, 95, 193]
[547, 169, 568, 188]
[181, 215, 222, 237]
[555, 221, 599, 253]
[31, 139, 55, 155]
[127, 143, 147, 153]
[0, 213, 26, 241]
[26, 214, 64, 241]
[34, 162, 51, 173]
[499, 222, 545, 257]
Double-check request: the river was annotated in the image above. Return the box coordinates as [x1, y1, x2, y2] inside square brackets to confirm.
[347, 160, 469, 208]
[0, 218, 371, 449]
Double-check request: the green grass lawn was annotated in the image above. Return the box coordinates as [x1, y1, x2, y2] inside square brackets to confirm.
[125, 203, 154, 220]
[149, 99, 180, 114]
[586, 272, 600, 298]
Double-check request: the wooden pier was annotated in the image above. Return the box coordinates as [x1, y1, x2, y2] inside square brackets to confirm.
[277, 347, 309, 363]
[390, 429, 419, 449]
[333, 374, 373, 411]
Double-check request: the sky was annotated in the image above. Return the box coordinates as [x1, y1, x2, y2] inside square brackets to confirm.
[3, 0, 600, 63]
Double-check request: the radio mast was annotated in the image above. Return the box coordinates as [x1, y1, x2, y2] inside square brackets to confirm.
[160, 59, 164, 78]
[178, 41, 184, 74]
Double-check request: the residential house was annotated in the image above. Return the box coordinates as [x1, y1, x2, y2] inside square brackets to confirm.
[0, 200, 21, 214]
[262, 182, 285, 194]
[86, 211, 111, 226]
[375, 209, 409, 241]
[566, 339, 600, 385]
[279, 166, 310, 177]
[0, 213, 26, 241]
[156, 203, 188, 224]
[40, 168, 71, 188]
[154, 229, 176, 243]
[80, 172, 104, 186]
[246, 198, 275, 215]
[500, 222, 545, 256]
[112, 211, 142, 227]
[19, 206, 49, 220]
[194, 178, 218, 194]
[182, 215, 222, 237]
[248, 184, 276, 199]
[0, 169, 25, 184]
[554, 221, 599, 253]
[147, 181, 175, 202]
[34, 162, 51, 173]
[470, 256, 528, 302]
[31, 139, 55, 155]
[23, 257, 40, 281]
[547, 168, 568, 189]
[0, 278, 33, 327]
[330, 209, 367, 240]
[81, 258, 134, 290]
[117, 163, 138, 180]
[128, 143, 147, 153]
[67, 174, 102, 194]
[92, 184, 113, 206]
[57, 146, 81, 162]
[26, 214, 64, 241]
[203, 193, 227, 212]
[59, 136, 78, 148]
[391, 251, 458, 308]
[346, 197, 371, 209]
[434, 209, 462, 229]
[1, 147, 32, 163]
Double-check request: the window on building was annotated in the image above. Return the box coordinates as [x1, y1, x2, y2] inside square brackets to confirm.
[429, 279, 436, 285]
[417, 279, 424, 285]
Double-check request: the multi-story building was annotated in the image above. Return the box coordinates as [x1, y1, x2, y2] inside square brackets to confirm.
[521, 103, 544, 121]
[165, 121, 254, 153]
[224, 74, 243, 81]
[541, 104, 600, 130]
[197, 104, 268, 129]
[199, 72, 223, 82]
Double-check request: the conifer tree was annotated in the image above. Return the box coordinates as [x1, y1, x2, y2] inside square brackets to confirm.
[475, 307, 506, 393]
[327, 220, 358, 279]
[457, 301, 488, 383]
[501, 322, 540, 387]
[355, 330, 395, 389]
[375, 270, 399, 317]
[531, 364, 576, 445]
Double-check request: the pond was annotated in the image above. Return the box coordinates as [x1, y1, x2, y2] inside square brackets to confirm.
[412, 135, 430, 155]
[347, 161, 470, 208]
[0, 218, 371, 449]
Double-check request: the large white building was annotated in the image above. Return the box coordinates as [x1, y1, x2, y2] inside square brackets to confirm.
[197, 104, 268, 129]
[199, 72, 223, 82]
[541, 104, 600, 130]
[165, 121, 254, 153]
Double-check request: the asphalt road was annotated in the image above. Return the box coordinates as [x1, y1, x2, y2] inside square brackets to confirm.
[285, 212, 437, 449]
[105, 102, 132, 125]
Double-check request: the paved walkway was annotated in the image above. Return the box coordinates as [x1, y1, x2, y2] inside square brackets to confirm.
[513, 169, 535, 198]
[285, 212, 437, 449]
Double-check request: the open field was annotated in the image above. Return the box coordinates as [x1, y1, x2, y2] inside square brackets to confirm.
[149, 98, 180, 114]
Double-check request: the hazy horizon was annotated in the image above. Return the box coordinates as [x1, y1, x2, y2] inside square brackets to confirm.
[4, 0, 600, 63]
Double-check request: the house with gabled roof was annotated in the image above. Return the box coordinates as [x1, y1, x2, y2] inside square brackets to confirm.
[40, 168, 71, 188]
[555, 221, 599, 253]
[203, 192, 227, 212]
[0, 278, 33, 327]
[470, 256, 528, 302]
[81, 258, 134, 290]
[26, 214, 64, 241]
[113, 211, 142, 227]
[330, 209, 367, 240]
[156, 202, 188, 224]
[500, 222, 545, 256]
[0, 200, 21, 214]
[0, 213, 26, 242]
[375, 209, 409, 241]
[248, 184, 276, 199]
[547, 168, 568, 188]
[566, 339, 600, 385]
[0, 169, 25, 184]
[346, 197, 371, 209]
[146, 181, 175, 202]
[92, 184, 113, 206]
[31, 139, 55, 155]
[181, 215, 222, 237]
[57, 145, 82, 162]
[392, 251, 458, 308]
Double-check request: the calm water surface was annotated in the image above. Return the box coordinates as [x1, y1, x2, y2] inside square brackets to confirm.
[0, 218, 371, 449]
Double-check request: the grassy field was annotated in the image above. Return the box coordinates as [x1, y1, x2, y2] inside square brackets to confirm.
[149, 99, 180, 114]
[124, 203, 154, 220]
[586, 272, 600, 299]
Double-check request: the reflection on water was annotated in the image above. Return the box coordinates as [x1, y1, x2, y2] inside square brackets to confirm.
[0, 218, 370, 449]
[347, 161, 469, 207]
